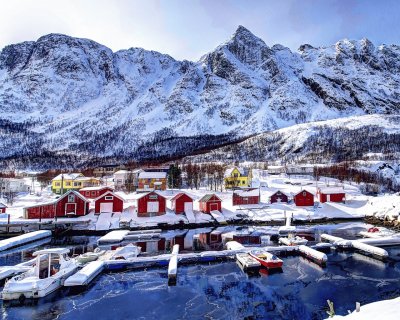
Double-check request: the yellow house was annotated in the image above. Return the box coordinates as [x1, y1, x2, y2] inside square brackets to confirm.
[224, 167, 252, 189]
[51, 173, 100, 194]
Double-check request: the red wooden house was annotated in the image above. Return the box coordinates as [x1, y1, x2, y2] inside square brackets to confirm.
[198, 194, 222, 214]
[294, 190, 314, 207]
[94, 191, 124, 214]
[79, 186, 114, 199]
[232, 189, 259, 206]
[317, 187, 346, 203]
[170, 192, 194, 214]
[0, 203, 7, 214]
[135, 191, 166, 217]
[24, 191, 90, 219]
[270, 190, 288, 203]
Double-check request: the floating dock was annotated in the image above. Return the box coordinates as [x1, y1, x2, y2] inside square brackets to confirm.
[321, 233, 390, 259]
[210, 210, 227, 224]
[168, 244, 179, 284]
[64, 261, 105, 287]
[0, 230, 52, 252]
[97, 229, 161, 245]
[298, 245, 328, 265]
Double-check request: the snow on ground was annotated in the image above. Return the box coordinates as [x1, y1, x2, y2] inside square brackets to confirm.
[330, 296, 399, 319]
[0, 171, 398, 231]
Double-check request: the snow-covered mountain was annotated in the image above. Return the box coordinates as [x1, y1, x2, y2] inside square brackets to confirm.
[1, 26, 400, 168]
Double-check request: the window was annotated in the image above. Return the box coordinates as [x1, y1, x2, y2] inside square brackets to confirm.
[149, 195, 158, 200]
[105, 196, 113, 200]
[68, 195, 75, 202]
[302, 191, 306, 197]
[73, 182, 80, 187]
[65, 182, 71, 186]
[55, 182, 61, 187]
[91, 191, 96, 196]
[86, 192, 90, 196]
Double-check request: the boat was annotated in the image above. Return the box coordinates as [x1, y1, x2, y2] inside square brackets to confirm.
[359, 227, 396, 238]
[111, 243, 141, 260]
[1, 248, 79, 301]
[235, 253, 261, 271]
[279, 236, 308, 246]
[249, 250, 283, 269]
[76, 248, 105, 264]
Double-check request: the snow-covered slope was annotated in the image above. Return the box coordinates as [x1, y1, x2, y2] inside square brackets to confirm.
[187, 114, 400, 163]
[1, 26, 400, 167]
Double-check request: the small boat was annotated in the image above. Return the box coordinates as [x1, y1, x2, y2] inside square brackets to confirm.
[236, 253, 261, 271]
[1, 248, 78, 301]
[249, 250, 283, 269]
[279, 236, 308, 246]
[76, 248, 105, 264]
[359, 227, 396, 238]
[111, 243, 141, 260]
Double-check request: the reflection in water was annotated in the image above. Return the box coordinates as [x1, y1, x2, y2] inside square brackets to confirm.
[0, 223, 399, 319]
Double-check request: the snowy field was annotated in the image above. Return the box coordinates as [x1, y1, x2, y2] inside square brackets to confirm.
[1, 170, 399, 231]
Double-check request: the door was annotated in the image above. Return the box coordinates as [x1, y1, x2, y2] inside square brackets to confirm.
[100, 203, 113, 213]
[327, 195, 330, 202]
[65, 203, 76, 215]
[209, 203, 219, 212]
[147, 201, 159, 213]
[184, 202, 193, 213]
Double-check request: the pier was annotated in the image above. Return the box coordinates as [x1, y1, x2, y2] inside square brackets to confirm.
[0, 230, 52, 252]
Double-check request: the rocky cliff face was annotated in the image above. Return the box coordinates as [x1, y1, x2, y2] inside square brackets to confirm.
[1, 26, 400, 167]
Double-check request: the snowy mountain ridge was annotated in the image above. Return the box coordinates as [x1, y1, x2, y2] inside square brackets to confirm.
[1, 26, 400, 167]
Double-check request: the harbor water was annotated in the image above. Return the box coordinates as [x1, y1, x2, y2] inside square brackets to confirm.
[0, 223, 400, 319]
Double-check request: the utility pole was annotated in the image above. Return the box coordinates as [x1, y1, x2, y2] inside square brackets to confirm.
[61, 174, 64, 195]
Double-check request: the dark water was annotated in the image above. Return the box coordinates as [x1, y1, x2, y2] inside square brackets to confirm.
[1, 224, 400, 320]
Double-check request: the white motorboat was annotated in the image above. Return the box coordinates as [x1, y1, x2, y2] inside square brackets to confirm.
[1, 248, 79, 301]
[279, 236, 308, 246]
[76, 248, 105, 264]
[111, 243, 141, 260]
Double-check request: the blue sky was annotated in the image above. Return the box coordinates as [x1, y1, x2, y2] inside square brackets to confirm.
[1, 0, 400, 60]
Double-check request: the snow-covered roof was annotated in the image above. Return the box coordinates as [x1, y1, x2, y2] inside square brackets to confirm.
[0, 203, 7, 208]
[318, 187, 345, 194]
[233, 189, 259, 197]
[52, 173, 83, 181]
[93, 191, 124, 202]
[138, 172, 167, 179]
[114, 170, 128, 175]
[224, 167, 251, 178]
[270, 190, 288, 197]
[198, 194, 222, 202]
[79, 186, 113, 191]
[33, 248, 70, 256]
[170, 192, 194, 202]
[132, 191, 165, 200]
[58, 190, 90, 203]
[75, 176, 99, 181]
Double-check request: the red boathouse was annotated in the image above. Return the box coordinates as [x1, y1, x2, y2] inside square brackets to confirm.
[294, 190, 315, 207]
[135, 191, 166, 217]
[170, 193, 194, 214]
[232, 189, 259, 206]
[0, 203, 7, 214]
[317, 187, 346, 203]
[24, 190, 90, 219]
[94, 191, 124, 214]
[198, 194, 222, 214]
[79, 186, 114, 199]
[270, 190, 289, 204]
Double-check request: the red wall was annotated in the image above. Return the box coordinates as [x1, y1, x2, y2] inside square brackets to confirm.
[79, 187, 113, 199]
[137, 192, 166, 217]
[318, 192, 345, 203]
[0, 208, 6, 214]
[294, 191, 314, 206]
[270, 191, 288, 203]
[55, 194, 88, 217]
[25, 204, 56, 219]
[94, 193, 123, 213]
[199, 195, 221, 214]
[232, 193, 259, 206]
[172, 193, 193, 214]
